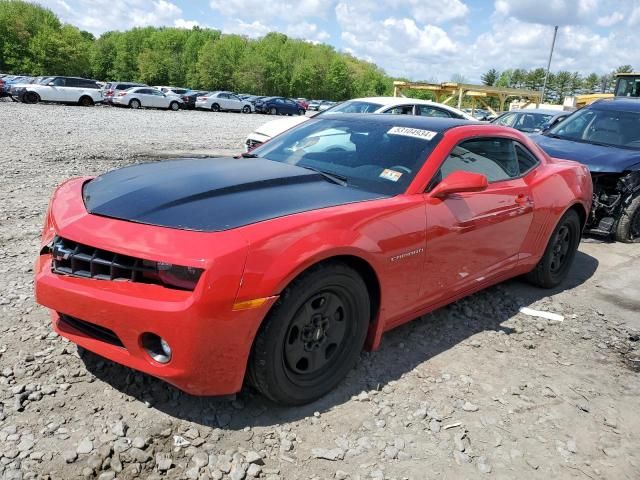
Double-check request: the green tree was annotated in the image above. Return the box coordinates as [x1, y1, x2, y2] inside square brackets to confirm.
[582, 73, 599, 93]
[327, 58, 352, 100]
[480, 68, 498, 86]
[196, 34, 246, 91]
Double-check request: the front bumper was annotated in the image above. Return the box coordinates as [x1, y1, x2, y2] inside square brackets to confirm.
[35, 256, 274, 395]
[34, 178, 275, 396]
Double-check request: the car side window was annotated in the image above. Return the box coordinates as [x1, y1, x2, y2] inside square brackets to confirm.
[495, 113, 516, 127]
[514, 143, 540, 174]
[386, 105, 414, 115]
[52, 77, 66, 87]
[434, 138, 520, 186]
[78, 79, 98, 89]
[417, 105, 452, 118]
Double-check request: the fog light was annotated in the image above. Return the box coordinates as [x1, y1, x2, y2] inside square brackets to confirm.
[141, 333, 172, 364]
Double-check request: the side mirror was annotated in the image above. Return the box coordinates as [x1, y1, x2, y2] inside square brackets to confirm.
[429, 171, 488, 198]
[47, 82, 55, 86]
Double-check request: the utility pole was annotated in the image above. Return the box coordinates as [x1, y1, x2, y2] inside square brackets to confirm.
[541, 25, 559, 105]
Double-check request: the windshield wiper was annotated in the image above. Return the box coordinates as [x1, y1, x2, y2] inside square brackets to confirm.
[240, 152, 259, 158]
[299, 165, 348, 186]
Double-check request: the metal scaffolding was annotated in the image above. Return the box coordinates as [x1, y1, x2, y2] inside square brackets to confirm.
[393, 81, 543, 115]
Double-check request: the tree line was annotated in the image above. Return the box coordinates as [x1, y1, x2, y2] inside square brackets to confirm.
[0, 0, 390, 100]
[479, 65, 634, 103]
[1, 1, 635, 104]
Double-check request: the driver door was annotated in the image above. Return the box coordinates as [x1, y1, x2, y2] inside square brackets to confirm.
[421, 137, 536, 304]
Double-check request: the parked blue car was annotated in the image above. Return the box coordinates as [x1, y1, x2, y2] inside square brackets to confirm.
[254, 96, 305, 116]
[532, 98, 640, 242]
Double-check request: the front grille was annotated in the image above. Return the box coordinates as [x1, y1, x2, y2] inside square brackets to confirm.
[59, 314, 124, 347]
[51, 236, 156, 282]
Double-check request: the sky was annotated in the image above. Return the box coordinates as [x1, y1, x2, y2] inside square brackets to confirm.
[36, 0, 640, 83]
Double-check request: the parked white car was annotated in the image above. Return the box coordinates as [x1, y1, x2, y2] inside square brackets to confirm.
[153, 86, 191, 97]
[12, 76, 103, 106]
[195, 91, 253, 113]
[244, 96, 475, 150]
[112, 87, 183, 110]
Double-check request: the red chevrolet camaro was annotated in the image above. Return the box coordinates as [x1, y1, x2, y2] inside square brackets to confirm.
[35, 115, 592, 405]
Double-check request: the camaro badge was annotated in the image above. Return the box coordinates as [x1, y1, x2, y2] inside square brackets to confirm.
[390, 248, 424, 262]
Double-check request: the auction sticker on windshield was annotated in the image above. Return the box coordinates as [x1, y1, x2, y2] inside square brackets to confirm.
[387, 126, 437, 141]
[379, 168, 403, 182]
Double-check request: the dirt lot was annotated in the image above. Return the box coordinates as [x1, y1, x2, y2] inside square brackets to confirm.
[0, 101, 639, 480]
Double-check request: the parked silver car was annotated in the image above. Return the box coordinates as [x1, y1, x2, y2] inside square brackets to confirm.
[112, 87, 183, 110]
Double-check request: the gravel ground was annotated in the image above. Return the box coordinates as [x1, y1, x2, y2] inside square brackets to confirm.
[1, 101, 639, 480]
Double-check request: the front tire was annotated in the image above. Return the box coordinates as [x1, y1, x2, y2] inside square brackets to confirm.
[248, 262, 370, 405]
[614, 195, 640, 243]
[211, 103, 220, 112]
[129, 99, 141, 109]
[169, 101, 180, 111]
[78, 96, 94, 107]
[23, 92, 40, 104]
[269, 107, 278, 115]
[242, 105, 251, 114]
[526, 209, 581, 288]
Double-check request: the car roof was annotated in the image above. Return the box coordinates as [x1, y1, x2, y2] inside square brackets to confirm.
[590, 97, 640, 112]
[509, 108, 561, 115]
[311, 113, 478, 132]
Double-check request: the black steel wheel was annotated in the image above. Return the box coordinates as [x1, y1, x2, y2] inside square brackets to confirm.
[526, 209, 581, 288]
[248, 262, 370, 405]
[615, 194, 640, 243]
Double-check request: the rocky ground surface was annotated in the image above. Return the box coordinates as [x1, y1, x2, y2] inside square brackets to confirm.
[0, 101, 639, 480]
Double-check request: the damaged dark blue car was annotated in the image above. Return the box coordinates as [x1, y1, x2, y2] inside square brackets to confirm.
[532, 98, 640, 242]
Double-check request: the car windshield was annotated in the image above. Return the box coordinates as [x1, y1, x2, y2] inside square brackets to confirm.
[546, 106, 640, 150]
[250, 118, 441, 195]
[322, 101, 383, 114]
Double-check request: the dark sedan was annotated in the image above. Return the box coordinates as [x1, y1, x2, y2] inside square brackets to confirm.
[254, 96, 306, 115]
[181, 90, 209, 110]
[492, 109, 569, 134]
[531, 98, 640, 242]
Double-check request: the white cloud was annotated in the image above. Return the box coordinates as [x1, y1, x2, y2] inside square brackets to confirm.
[336, 2, 458, 79]
[209, 0, 331, 20]
[494, 0, 599, 25]
[174, 18, 200, 29]
[222, 18, 272, 38]
[37, 0, 184, 34]
[630, 6, 640, 26]
[285, 22, 330, 43]
[405, 0, 469, 24]
[597, 12, 623, 27]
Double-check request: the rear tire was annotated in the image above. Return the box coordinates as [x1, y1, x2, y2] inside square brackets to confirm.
[298, 109, 306, 116]
[211, 103, 220, 112]
[169, 101, 179, 111]
[614, 195, 640, 243]
[23, 91, 40, 104]
[129, 99, 141, 109]
[526, 209, 581, 288]
[269, 107, 278, 115]
[248, 262, 370, 405]
[78, 96, 93, 107]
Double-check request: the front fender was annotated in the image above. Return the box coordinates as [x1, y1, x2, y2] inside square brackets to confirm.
[237, 225, 383, 303]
